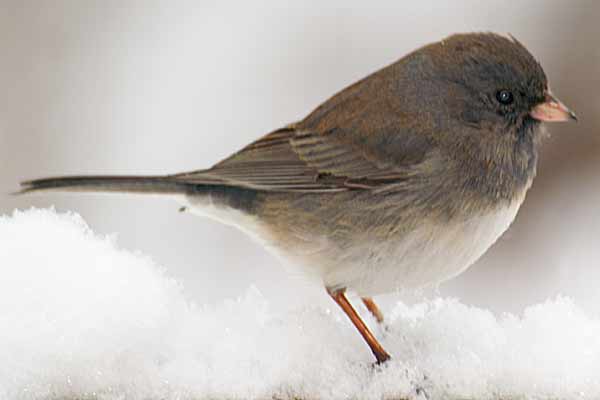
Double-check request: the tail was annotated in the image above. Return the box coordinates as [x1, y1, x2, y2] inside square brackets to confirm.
[17, 175, 192, 195]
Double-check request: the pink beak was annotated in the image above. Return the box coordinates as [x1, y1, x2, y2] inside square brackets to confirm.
[530, 91, 577, 122]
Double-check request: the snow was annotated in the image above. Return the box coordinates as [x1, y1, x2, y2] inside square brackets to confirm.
[1, 208, 599, 400]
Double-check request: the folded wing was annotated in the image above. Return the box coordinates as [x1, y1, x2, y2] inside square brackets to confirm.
[172, 122, 430, 192]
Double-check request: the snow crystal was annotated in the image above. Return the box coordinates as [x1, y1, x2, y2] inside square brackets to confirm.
[0, 208, 599, 399]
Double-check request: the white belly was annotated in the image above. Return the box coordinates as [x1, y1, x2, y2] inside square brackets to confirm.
[323, 199, 525, 295]
[180, 192, 525, 296]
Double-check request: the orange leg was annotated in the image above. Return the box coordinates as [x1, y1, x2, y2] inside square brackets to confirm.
[328, 288, 391, 364]
[362, 297, 385, 323]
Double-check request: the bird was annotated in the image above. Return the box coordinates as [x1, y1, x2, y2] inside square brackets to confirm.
[18, 32, 576, 364]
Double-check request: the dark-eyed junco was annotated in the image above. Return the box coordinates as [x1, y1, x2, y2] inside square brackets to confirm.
[19, 32, 576, 363]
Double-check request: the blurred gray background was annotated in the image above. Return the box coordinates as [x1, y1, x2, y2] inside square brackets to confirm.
[2, 1, 599, 315]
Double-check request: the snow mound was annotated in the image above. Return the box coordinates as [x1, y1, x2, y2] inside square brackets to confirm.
[1, 208, 599, 400]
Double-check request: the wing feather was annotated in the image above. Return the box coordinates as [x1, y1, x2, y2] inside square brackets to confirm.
[172, 73, 434, 192]
[171, 123, 426, 192]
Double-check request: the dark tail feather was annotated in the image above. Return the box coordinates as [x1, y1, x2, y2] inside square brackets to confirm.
[17, 175, 192, 195]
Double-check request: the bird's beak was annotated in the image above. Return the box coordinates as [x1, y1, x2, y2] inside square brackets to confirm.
[530, 91, 577, 122]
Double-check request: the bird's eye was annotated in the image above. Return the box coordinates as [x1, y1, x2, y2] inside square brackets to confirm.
[496, 90, 514, 105]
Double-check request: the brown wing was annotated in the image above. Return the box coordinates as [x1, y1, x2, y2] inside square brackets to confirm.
[171, 124, 429, 192]
[171, 127, 334, 191]
[173, 60, 436, 192]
